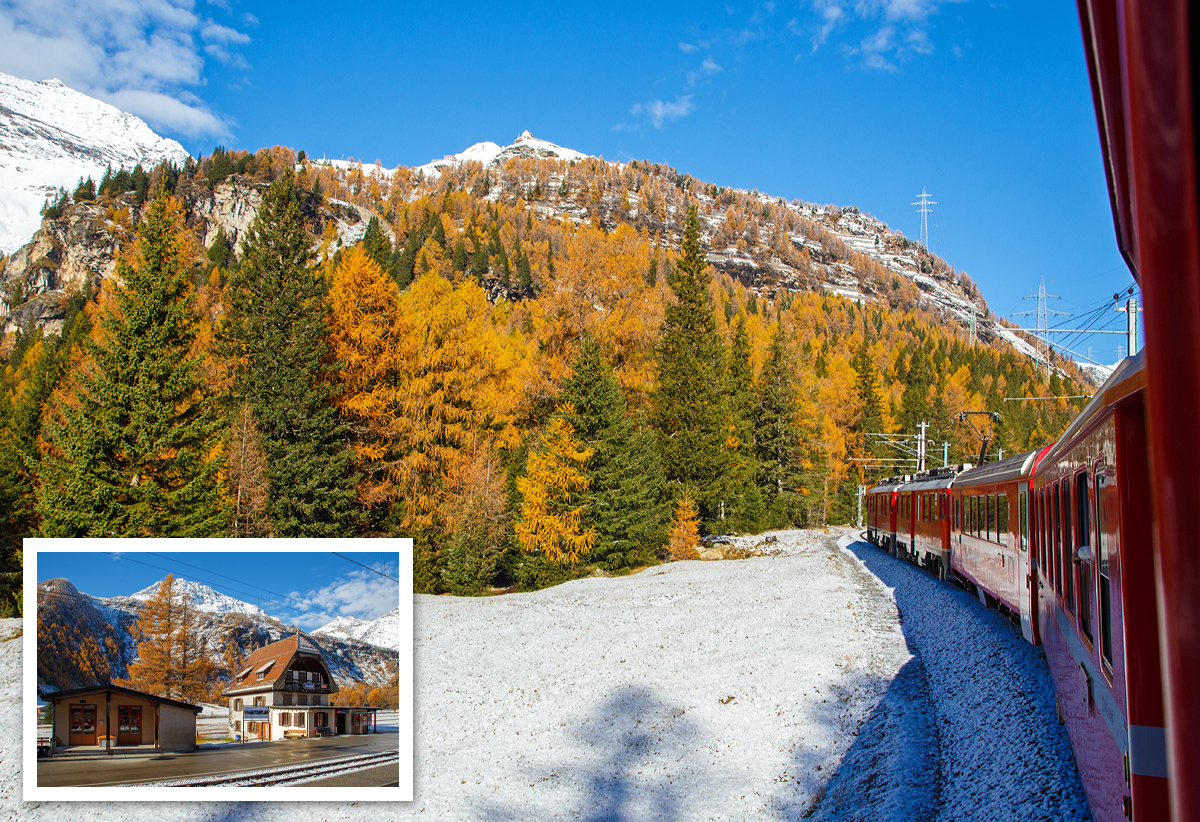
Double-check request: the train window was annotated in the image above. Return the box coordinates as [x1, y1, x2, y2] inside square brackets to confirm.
[1019, 492, 1028, 554]
[1062, 482, 1075, 615]
[1052, 486, 1061, 594]
[1040, 489, 1049, 574]
[987, 494, 997, 541]
[1096, 469, 1112, 670]
[998, 495, 1008, 544]
[970, 496, 977, 535]
[1076, 472, 1092, 642]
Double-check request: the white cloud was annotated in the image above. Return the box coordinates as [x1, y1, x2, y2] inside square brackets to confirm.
[800, 0, 961, 66]
[702, 56, 724, 74]
[201, 21, 250, 44]
[678, 41, 698, 52]
[0, 0, 249, 140]
[288, 565, 400, 629]
[631, 96, 695, 128]
[106, 88, 231, 139]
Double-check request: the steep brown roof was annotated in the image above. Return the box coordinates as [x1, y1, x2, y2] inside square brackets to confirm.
[225, 635, 329, 695]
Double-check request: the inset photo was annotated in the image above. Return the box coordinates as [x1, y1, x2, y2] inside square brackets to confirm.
[23, 539, 412, 801]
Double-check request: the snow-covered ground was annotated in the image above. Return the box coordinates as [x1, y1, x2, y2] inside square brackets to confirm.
[1, 529, 1091, 819]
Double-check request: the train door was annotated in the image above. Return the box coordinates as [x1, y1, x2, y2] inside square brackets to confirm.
[1016, 483, 1036, 643]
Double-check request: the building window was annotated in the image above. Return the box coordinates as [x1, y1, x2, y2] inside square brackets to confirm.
[280, 713, 290, 727]
[233, 699, 242, 711]
[315, 712, 328, 727]
[283, 693, 293, 706]
[298, 694, 307, 706]
[254, 696, 265, 707]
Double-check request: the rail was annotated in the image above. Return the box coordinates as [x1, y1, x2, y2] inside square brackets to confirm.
[132, 750, 399, 787]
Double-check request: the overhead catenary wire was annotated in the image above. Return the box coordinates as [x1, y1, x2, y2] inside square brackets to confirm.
[331, 552, 400, 584]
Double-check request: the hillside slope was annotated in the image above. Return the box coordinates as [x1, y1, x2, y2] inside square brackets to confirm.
[0, 72, 189, 255]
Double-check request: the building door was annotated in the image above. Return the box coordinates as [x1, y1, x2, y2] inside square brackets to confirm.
[69, 704, 96, 745]
[117, 706, 142, 745]
[336, 712, 346, 735]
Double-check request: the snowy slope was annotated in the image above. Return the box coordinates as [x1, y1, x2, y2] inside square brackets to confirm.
[8, 529, 1092, 818]
[314, 606, 401, 651]
[0, 72, 190, 254]
[107, 578, 269, 619]
[357, 607, 401, 651]
[312, 614, 371, 642]
[416, 130, 587, 178]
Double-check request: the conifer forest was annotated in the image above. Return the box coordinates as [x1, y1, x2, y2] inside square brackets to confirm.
[0, 146, 1091, 602]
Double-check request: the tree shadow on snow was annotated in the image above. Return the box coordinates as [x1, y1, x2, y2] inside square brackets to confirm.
[773, 541, 941, 822]
[474, 683, 699, 822]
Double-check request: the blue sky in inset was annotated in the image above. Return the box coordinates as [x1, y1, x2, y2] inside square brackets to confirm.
[0, 1, 1134, 363]
[36, 550, 400, 630]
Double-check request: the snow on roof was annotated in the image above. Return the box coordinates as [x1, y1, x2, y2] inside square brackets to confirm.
[255, 660, 275, 674]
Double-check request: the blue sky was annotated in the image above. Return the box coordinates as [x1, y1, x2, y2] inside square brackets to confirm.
[0, 0, 1137, 364]
[35, 550, 400, 631]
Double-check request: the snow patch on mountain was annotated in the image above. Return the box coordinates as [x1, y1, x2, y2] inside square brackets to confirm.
[312, 614, 371, 642]
[416, 130, 588, 178]
[0, 72, 190, 254]
[112, 578, 269, 619]
[314, 606, 401, 652]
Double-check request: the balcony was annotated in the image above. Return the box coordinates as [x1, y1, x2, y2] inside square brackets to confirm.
[281, 680, 332, 693]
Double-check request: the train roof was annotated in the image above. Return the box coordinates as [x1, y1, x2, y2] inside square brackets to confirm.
[903, 464, 971, 491]
[954, 448, 1039, 488]
[867, 476, 910, 494]
[868, 464, 972, 494]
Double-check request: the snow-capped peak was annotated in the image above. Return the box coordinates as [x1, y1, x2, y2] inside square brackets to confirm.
[0, 70, 191, 254]
[415, 131, 588, 178]
[123, 578, 268, 618]
[313, 607, 401, 651]
[312, 614, 371, 642]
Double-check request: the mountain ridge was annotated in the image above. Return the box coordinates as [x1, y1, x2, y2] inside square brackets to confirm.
[0, 71, 190, 254]
[36, 575, 399, 695]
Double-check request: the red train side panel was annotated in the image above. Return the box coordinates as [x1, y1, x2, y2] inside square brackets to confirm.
[1034, 355, 1167, 822]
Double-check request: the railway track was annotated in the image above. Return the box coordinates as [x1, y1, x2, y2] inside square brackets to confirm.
[135, 749, 399, 787]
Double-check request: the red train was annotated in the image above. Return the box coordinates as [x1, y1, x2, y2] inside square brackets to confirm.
[865, 352, 1166, 821]
[864, 5, 1200, 818]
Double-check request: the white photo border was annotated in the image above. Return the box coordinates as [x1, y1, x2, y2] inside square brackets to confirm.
[23, 537, 413, 802]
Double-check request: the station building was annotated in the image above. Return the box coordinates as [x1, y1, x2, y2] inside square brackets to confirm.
[225, 634, 378, 742]
[41, 684, 201, 753]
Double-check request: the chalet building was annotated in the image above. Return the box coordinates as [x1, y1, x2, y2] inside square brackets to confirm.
[226, 634, 378, 742]
[41, 684, 201, 753]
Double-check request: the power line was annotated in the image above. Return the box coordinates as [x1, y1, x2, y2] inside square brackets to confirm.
[331, 553, 400, 584]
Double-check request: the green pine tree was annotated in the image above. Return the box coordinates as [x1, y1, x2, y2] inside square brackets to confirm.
[560, 337, 668, 570]
[219, 170, 360, 537]
[36, 193, 226, 537]
[206, 226, 233, 273]
[653, 205, 729, 524]
[755, 324, 802, 528]
[361, 216, 392, 270]
[719, 314, 764, 532]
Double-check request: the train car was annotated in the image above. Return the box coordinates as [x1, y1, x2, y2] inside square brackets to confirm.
[1077, 3, 1200, 815]
[1032, 353, 1167, 822]
[900, 467, 960, 580]
[865, 476, 907, 554]
[949, 449, 1044, 644]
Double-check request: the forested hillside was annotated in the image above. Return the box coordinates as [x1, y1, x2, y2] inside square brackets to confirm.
[1, 141, 1090, 600]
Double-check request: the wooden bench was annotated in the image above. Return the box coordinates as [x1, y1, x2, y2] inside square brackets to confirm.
[283, 729, 307, 739]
